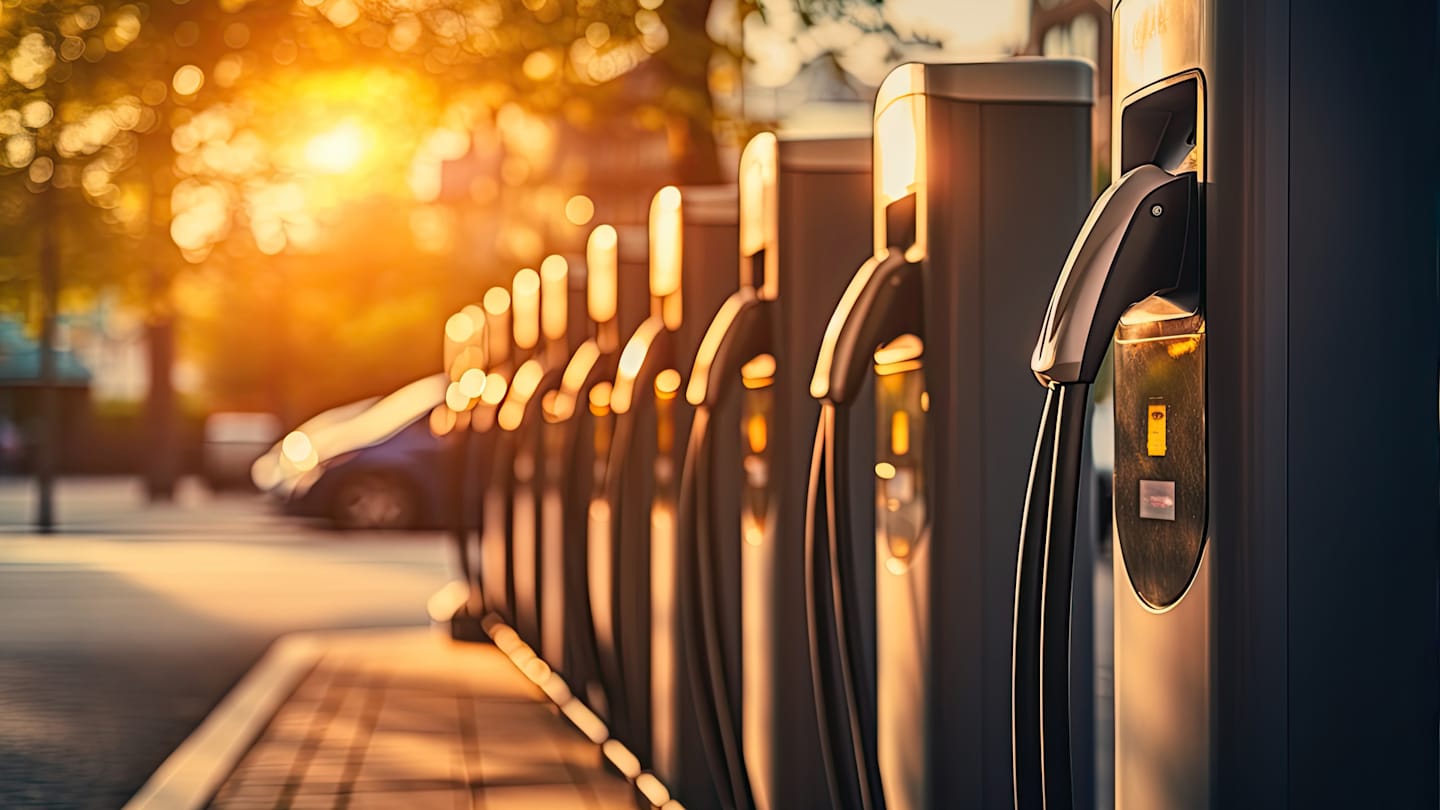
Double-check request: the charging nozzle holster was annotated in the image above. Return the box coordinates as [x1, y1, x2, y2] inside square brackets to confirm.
[1032, 164, 1199, 386]
[811, 250, 925, 405]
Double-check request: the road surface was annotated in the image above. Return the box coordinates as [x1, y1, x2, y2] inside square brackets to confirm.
[0, 477, 455, 809]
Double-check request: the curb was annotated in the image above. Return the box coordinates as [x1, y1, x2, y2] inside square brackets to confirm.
[122, 633, 323, 810]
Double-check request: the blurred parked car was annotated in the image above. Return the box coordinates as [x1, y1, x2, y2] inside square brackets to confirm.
[249, 396, 383, 493]
[252, 375, 456, 530]
[202, 412, 282, 491]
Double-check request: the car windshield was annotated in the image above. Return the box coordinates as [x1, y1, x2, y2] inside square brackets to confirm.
[310, 374, 447, 460]
[292, 397, 382, 439]
[253, 374, 448, 491]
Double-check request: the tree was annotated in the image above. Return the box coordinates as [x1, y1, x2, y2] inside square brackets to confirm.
[0, 0, 163, 525]
[0, 0, 925, 505]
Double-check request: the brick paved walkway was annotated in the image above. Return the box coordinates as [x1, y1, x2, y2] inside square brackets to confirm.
[152, 628, 639, 810]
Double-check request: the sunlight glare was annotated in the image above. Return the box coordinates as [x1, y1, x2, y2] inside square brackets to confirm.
[305, 120, 368, 174]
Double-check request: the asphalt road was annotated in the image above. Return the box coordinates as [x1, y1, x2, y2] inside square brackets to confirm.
[0, 477, 455, 809]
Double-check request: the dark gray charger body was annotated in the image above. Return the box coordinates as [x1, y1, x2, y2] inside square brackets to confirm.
[767, 136, 877, 810]
[885, 61, 1093, 808]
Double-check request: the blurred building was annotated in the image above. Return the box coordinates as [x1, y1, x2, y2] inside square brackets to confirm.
[1021, 0, 1112, 189]
[0, 318, 91, 474]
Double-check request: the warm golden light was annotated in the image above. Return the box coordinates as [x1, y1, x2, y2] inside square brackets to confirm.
[305, 120, 368, 175]
[587, 224, 618, 324]
[499, 360, 545, 430]
[649, 186, 683, 299]
[483, 286, 512, 315]
[565, 194, 596, 226]
[655, 368, 682, 399]
[425, 580, 470, 623]
[523, 49, 559, 81]
[512, 268, 541, 350]
[480, 373, 508, 406]
[611, 314, 662, 414]
[546, 341, 601, 423]
[876, 94, 925, 207]
[445, 311, 477, 344]
[738, 133, 779, 297]
[740, 353, 776, 389]
[1167, 336, 1200, 358]
[540, 254, 569, 343]
[172, 64, 204, 96]
[458, 368, 487, 399]
[873, 334, 925, 375]
[636, 773, 672, 807]
[685, 296, 745, 406]
[446, 381, 471, 412]
[281, 431, 313, 464]
[661, 291, 683, 332]
[890, 410, 910, 456]
[460, 303, 485, 325]
[746, 414, 768, 454]
[589, 381, 613, 415]
[603, 740, 642, 779]
[429, 404, 457, 436]
[875, 461, 897, 480]
[561, 697, 609, 744]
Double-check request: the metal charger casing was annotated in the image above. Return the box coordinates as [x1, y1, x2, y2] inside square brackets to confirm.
[602, 186, 736, 806]
[808, 59, 1092, 809]
[1109, 3, 1213, 805]
[721, 131, 875, 810]
[1105, 1, 1440, 806]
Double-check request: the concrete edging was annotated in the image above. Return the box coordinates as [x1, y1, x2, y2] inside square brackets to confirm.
[122, 633, 323, 810]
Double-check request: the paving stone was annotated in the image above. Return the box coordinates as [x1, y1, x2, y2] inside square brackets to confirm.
[343, 788, 470, 810]
[587, 781, 644, 810]
[284, 794, 341, 810]
[479, 783, 590, 809]
[197, 629, 632, 809]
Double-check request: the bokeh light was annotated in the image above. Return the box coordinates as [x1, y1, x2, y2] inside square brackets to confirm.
[564, 194, 595, 226]
[172, 65, 205, 96]
[445, 311, 477, 343]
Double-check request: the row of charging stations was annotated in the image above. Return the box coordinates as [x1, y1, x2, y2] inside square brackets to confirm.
[433, 2, 1439, 805]
[441, 56, 1097, 810]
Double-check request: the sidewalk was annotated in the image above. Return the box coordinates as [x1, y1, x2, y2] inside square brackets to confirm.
[126, 627, 640, 810]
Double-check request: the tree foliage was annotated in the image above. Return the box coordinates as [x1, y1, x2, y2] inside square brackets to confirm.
[0, 0, 923, 418]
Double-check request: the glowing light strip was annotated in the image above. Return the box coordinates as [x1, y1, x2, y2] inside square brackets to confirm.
[477, 613, 685, 809]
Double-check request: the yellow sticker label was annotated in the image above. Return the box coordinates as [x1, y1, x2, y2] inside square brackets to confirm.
[1147, 403, 1167, 457]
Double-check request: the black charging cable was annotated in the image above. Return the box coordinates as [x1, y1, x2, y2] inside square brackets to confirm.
[824, 404, 885, 810]
[805, 404, 882, 810]
[593, 406, 637, 743]
[678, 407, 755, 809]
[1040, 382, 1089, 810]
[805, 414, 852, 810]
[1012, 383, 1088, 810]
[1012, 387, 1059, 810]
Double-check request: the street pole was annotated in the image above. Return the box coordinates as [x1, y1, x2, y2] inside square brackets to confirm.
[143, 251, 178, 503]
[35, 185, 58, 533]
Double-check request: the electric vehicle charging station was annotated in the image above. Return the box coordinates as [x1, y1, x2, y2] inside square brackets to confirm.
[1010, 2, 1438, 808]
[498, 254, 577, 655]
[590, 185, 736, 804]
[441, 302, 490, 633]
[676, 130, 873, 810]
[474, 273, 535, 625]
[806, 60, 1092, 810]
[530, 224, 650, 720]
[530, 223, 648, 700]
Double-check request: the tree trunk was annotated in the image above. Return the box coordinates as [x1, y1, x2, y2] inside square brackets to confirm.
[658, 0, 724, 185]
